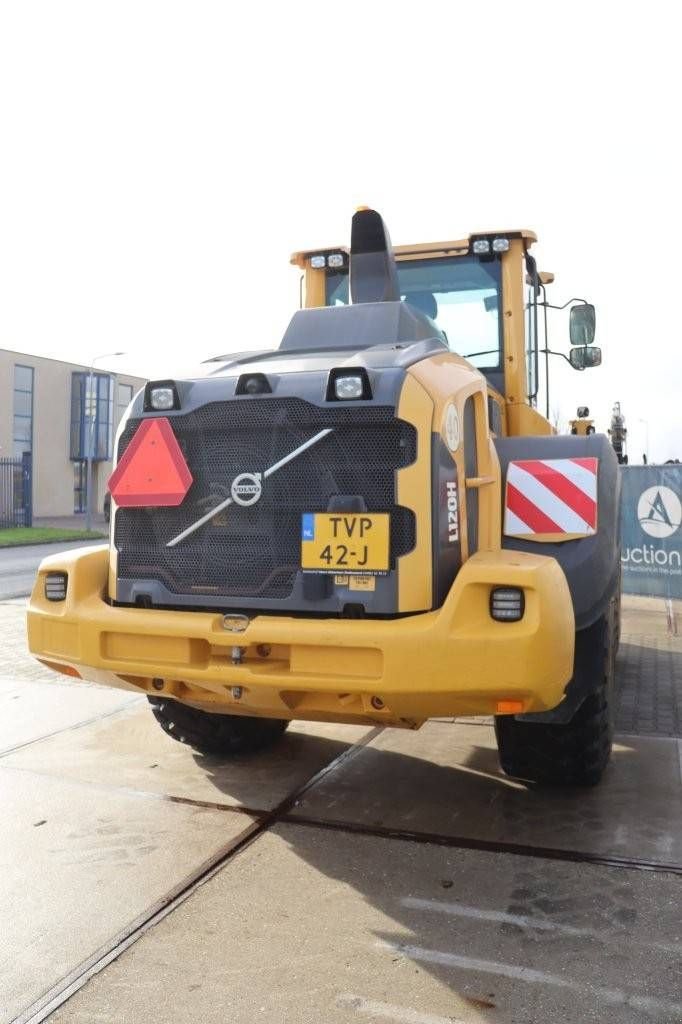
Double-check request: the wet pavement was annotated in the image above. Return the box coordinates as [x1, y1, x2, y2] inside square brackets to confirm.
[0, 596, 680, 1024]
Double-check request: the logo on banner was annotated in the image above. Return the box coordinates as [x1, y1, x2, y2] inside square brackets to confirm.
[637, 486, 681, 539]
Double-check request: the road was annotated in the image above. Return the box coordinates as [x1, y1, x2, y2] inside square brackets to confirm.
[0, 540, 104, 600]
[1, 597, 680, 1024]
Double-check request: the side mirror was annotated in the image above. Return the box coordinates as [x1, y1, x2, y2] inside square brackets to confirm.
[570, 346, 601, 370]
[569, 303, 596, 346]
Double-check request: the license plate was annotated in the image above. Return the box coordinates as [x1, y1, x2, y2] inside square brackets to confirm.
[301, 513, 390, 573]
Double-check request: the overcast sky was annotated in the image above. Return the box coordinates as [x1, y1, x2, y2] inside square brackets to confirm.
[1, 1, 679, 462]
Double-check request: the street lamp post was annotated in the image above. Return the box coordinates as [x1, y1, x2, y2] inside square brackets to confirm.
[85, 352, 125, 533]
[637, 417, 650, 466]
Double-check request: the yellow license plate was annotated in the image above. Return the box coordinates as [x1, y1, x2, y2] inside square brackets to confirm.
[301, 513, 390, 573]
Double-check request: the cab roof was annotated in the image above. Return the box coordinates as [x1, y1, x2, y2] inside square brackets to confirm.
[290, 229, 537, 268]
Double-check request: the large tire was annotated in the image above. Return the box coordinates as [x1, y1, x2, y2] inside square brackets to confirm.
[494, 607, 615, 787]
[148, 697, 288, 756]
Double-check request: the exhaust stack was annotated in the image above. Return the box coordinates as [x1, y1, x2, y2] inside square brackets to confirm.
[349, 207, 401, 305]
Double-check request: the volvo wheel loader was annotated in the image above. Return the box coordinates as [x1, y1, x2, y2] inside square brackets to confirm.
[27, 208, 621, 786]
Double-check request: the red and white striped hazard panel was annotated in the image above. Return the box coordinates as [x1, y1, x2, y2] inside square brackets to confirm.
[504, 458, 599, 539]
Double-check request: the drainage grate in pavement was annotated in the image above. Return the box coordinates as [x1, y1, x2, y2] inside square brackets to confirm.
[615, 635, 682, 738]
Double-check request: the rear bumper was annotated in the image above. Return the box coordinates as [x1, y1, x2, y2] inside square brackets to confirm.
[27, 545, 575, 727]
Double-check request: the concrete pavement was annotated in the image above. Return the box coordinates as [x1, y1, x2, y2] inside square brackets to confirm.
[0, 597, 680, 1024]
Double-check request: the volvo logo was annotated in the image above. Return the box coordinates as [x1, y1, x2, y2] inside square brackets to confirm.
[231, 472, 262, 507]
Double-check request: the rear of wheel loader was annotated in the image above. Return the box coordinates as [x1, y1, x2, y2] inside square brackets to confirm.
[27, 207, 620, 787]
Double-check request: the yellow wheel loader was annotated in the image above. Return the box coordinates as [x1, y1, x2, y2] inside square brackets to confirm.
[27, 209, 620, 785]
[570, 407, 596, 436]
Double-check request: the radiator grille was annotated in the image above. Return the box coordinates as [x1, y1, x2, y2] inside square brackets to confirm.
[114, 398, 416, 600]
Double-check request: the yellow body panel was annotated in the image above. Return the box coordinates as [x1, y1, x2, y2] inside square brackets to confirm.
[28, 545, 574, 727]
[407, 354, 502, 556]
[569, 419, 595, 436]
[507, 403, 555, 438]
[396, 374, 434, 611]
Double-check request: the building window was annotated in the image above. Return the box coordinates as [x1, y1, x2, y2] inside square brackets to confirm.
[70, 372, 113, 461]
[13, 365, 34, 462]
[116, 383, 133, 425]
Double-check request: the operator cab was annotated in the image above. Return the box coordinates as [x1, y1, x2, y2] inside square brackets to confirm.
[291, 224, 538, 401]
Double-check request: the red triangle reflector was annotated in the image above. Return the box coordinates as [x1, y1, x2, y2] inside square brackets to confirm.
[108, 418, 193, 507]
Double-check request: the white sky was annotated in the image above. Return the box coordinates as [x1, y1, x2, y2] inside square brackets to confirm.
[1, 1, 680, 462]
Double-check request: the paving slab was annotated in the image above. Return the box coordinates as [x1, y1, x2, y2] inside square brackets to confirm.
[290, 722, 682, 866]
[1, 703, 372, 811]
[0, 679, 141, 755]
[48, 824, 682, 1024]
[0, 768, 255, 1024]
[616, 635, 681, 737]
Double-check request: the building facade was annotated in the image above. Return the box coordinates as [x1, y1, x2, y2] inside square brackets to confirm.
[0, 349, 146, 519]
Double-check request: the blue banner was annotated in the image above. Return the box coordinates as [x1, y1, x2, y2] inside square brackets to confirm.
[620, 465, 682, 598]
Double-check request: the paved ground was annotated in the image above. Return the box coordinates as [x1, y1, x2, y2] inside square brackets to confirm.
[0, 597, 680, 1024]
[0, 540, 105, 601]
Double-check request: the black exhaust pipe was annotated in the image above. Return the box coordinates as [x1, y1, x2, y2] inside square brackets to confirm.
[349, 207, 400, 305]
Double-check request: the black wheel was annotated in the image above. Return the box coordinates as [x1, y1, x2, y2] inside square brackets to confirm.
[494, 607, 615, 787]
[147, 697, 288, 756]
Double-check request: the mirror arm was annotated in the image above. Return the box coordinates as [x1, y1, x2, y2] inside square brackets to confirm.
[540, 347, 583, 370]
[537, 297, 590, 311]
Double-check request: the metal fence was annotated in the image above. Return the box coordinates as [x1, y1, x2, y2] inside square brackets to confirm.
[621, 464, 682, 600]
[0, 454, 33, 528]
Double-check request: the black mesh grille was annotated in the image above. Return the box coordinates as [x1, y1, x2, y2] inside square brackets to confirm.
[114, 398, 416, 600]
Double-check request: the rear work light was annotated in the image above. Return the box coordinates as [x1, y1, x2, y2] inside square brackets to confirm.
[45, 572, 68, 602]
[143, 380, 180, 413]
[326, 367, 372, 402]
[490, 587, 524, 622]
[149, 387, 175, 410]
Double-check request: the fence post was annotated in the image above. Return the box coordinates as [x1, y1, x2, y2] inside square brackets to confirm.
[22, 452, 33, 528]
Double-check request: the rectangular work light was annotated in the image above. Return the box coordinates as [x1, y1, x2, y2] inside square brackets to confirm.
[334, 375, 364, 400]
[45, 572, 68, 602]
[149, 387, 175, 410]
[327, 367, 372, 402]
[143, 380, 181, 413]
[490, 587, 524, 622]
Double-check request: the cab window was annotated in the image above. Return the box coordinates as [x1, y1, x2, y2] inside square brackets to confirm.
[325, 256, 502, 370]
